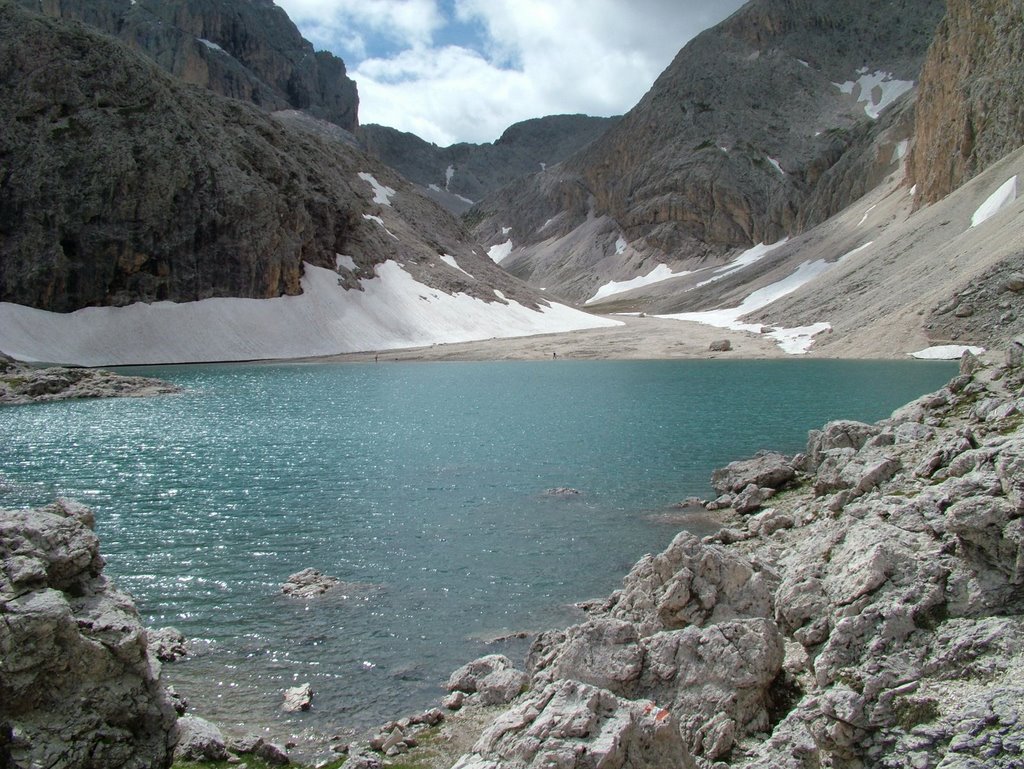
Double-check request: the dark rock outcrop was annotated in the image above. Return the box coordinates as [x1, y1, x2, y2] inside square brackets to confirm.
[14, 0, 359, 131]
[0, 499, 178, 768]
[0, 4, 497, 313]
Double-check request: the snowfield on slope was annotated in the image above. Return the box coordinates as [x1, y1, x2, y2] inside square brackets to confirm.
[0, 262, 621, 366]
[835, 69, 914, 119]
[971, 176, 1018, 228]
[658, 258, 844, 354]
[586, 264, 691, 304]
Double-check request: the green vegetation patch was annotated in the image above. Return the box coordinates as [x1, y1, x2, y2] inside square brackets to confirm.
[893, 697, 940, 731]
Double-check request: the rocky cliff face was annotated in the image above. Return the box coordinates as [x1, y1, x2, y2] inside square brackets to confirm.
[14, 0, 359, 131]
[908, 0, 1024, 205]
[360, 114, 617, 214]
[472, 0, 946, 301]
[0, 499, 178, 768]
[0, 4, 494, 312]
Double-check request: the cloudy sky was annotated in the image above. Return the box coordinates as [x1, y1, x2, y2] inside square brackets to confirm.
[274, 0, 746, 146]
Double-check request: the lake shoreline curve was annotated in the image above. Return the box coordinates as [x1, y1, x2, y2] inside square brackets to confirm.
[3, 343, 1023, 768]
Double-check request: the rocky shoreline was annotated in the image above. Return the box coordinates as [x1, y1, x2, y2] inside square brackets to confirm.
[0, 354, 182, 405]
[3, 343, 1024, 768]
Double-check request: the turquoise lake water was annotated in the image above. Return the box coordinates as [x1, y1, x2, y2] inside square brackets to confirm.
[0, 359, 955, 746]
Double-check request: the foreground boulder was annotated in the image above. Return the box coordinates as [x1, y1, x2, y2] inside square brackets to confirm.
[710, 451, 797, 495]
[0, 500, 178, 768]
[172, 715, 228, 763]
[586, 531, 775, 635]
[529, 617, 784, 760]
[451, 679, 695, 769]
[447, 654, 529, 706]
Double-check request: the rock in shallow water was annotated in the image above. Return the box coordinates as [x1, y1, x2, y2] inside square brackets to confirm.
[281, 567, 340, 598]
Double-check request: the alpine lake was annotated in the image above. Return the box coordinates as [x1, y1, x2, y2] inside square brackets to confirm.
[0, 358, 956, 747]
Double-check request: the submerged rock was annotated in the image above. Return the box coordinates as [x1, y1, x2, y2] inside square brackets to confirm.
[543, 487, 582, 496]
[281, 568, 340, 598]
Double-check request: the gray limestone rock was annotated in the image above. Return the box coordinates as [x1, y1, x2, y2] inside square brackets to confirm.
[0, 361, 181, 405]
[446, 654, 523, 697]
[282, 682, 314, 712]
[476, 668, 529, 706]
[593, 531, 774, 636]
[529, 617, 784, 762]
[451, 679, 695, 769]
[148, 626, 188, 663]
[806, 420, 883, 470]
[281, 568, 339, 599]
[711, 451, 797, 494]
[0, 501, 178, 769]
[173, 715, 228, 763]
[733, 483, 768, 514]
[528, 619, 644, 692]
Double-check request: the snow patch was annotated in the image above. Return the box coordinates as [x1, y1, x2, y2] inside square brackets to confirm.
[695, 239, 789, 288]
[658, 258, 838, 354]
[768, 157, 785, 175]
[445, 165, 455, 189]
[455, 193, 475, 205]
[835, 71, 914, 119]
[363, 214, 398, 241]
[197, 38, 225, 52]
[428, 183, 441, 192]
[358, 172, 396, 206]
[501, 226, 512, 236]
[891, 139, 909, 163]
[840, 242, 874, 260]
[540, 162, 547, 171]
[335, 254, 357, 271]
[857, 204, 877, 227]
[488, 239, 513, 264]
[538, 217, 557, 233]
[586, 264, 691, 305]
[494, 289, 508, 301]
[0, 261, 622, 366]
[910, 345, 985, 360]
[440, 254, 472, 277]
[615, 237, 628, 255]
[970, 176, 1018, 228]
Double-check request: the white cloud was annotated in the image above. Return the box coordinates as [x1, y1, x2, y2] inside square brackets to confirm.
[277, 0, 445, 56]
[276, 0, 746, 145]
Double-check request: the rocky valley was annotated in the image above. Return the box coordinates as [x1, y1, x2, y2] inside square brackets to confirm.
[3, 0, 1024, 766]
